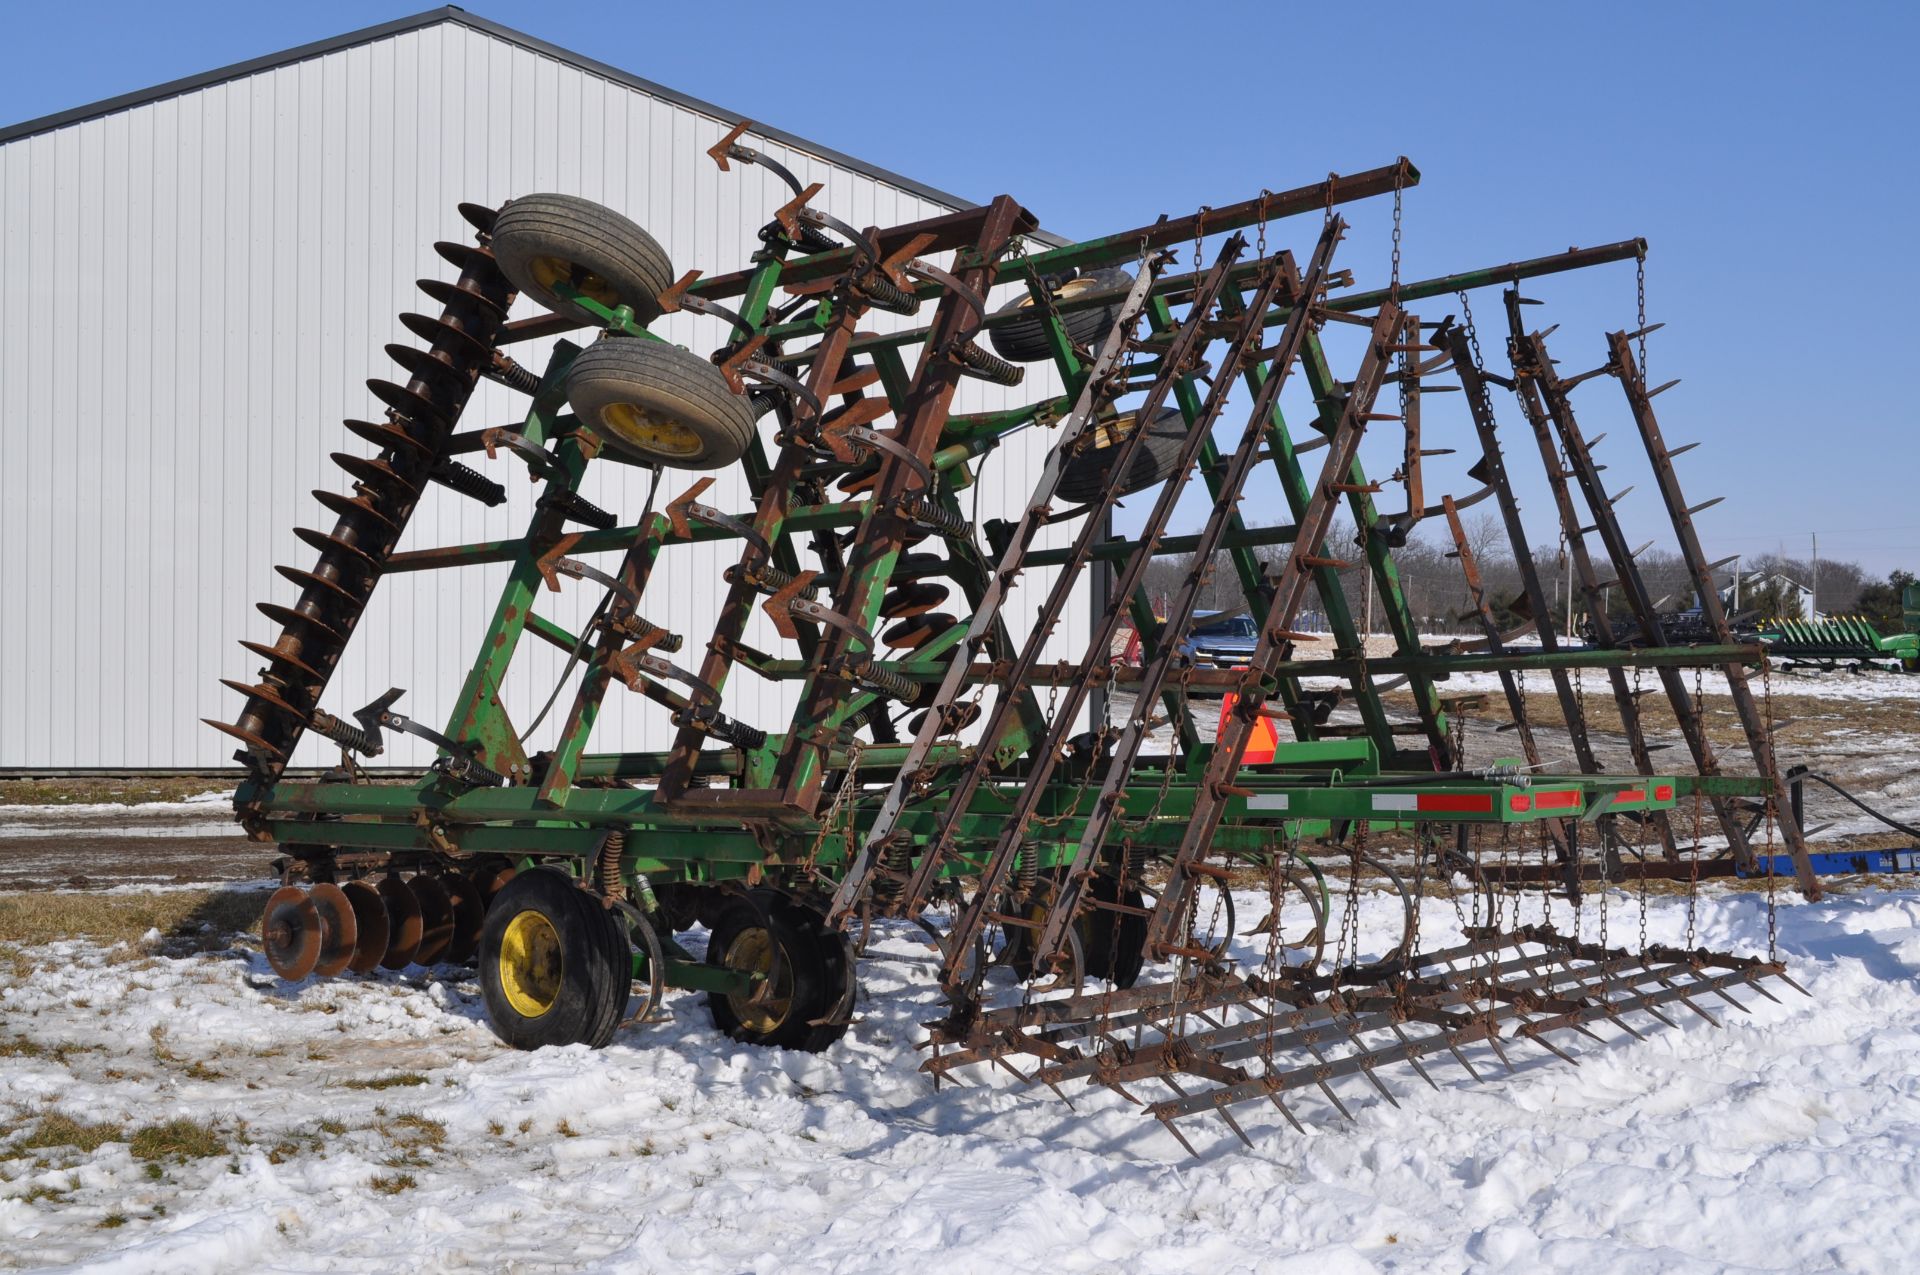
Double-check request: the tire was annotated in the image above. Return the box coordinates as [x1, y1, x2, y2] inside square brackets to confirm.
[479, 868, 625, 1050]
[565, 337, 757, 469]
[1001, 872, 1146, 988]
[705, 891, 851, 1051]
[987, 267, 1132, 363]
[491, 193, 675, 325]
[1056, 407, 1189, 504]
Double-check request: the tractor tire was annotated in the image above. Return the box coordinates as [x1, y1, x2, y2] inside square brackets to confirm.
[1056, 407, 1189, 505]
[491, 192, 675, 325]
[479, 868, 626, 1050]
[986, 267, 1133, 364]
[705, 891, 852, 1052]
[565, 337, 758, 470]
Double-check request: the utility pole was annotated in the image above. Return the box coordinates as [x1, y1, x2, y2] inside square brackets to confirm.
[1811, 532, 1819, 619]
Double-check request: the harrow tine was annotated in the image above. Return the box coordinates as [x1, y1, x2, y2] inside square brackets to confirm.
[1387, 1022, 1442, 1091]
[1159, 1115, 1202, 1159]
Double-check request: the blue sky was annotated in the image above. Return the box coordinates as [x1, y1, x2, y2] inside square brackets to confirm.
[7, 1, 1917, 577]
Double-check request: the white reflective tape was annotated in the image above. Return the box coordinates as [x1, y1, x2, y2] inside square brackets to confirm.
[1246, 794, 1289, 811]
[1372, 794, 1419, 811]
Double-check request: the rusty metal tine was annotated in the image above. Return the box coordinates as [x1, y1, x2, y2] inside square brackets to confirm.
[1303, 1044, 1357, 1121]
[1709, 986, 1754, 1015]
[1388, 1021, 1442, 1091]
[1442, 1034, 1484, 1082]
[1269, 1091, 1308, 1136]
[1216, 1105, 1257, 1150]
[1776, 972, 1813, 998]
[1159, 1115, 1202, 1159]
[1484, 1034, 1517, 1074]
[1519, 1024, 1582, 1067]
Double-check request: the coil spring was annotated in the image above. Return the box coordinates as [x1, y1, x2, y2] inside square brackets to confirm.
[547, 489, 617, 531]
[434, 460, 507, 506]
[725, 563, 820, 600]
[1015, 843, 1038, 897]
[857, 270, 920, 316]
[746, 387, 785, 419]
[858, 665, 918, 702]
[895, 494, 968, 538]
[598, 830, 628, 902]
[311, 711, 376, 756]
[711, 716, 768, 750]
[486, 355, 542, 395]
[951, 339, 1024, 387]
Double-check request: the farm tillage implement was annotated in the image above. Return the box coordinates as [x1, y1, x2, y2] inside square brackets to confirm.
[212, 127, 1812, 1148]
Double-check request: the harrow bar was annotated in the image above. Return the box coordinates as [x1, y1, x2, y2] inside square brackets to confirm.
[927, 924, 1791, 1150]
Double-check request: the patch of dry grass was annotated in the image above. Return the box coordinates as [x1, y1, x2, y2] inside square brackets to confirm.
[0, 889, 263, 947]
[0, 778, 230, 807]
[129, 1118, 225, 1163]
[15, 1113, 126, 1154]
[340, 1073, 429, 1091]
[369, 1172, 416, 1194]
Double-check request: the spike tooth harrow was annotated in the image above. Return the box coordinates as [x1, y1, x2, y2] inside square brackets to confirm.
[211, 135, 1818, 1147]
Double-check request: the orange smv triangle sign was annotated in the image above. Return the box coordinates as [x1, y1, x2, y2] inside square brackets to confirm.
[1217, 693, 1279, 765]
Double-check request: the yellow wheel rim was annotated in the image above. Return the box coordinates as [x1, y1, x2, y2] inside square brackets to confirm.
[498, 910, 564, 1019]
[530, 255, 620, 309]
[1015, 275, 1105, 311]
[599, 401, 706, 459]
[722, 927, 793, 1035]
[1088, 410, 1140, 451]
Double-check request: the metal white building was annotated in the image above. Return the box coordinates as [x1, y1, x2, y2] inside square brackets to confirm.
[0, 7, 1087, 771]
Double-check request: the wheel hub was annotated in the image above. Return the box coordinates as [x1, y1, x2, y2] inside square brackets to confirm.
[498, 909, 564, 1019]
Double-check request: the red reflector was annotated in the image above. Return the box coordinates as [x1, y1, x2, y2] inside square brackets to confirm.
[1616, 788, 1646, 804]
[1417, 793, 1493, 814]
[1654, 784, 1674, 801]
[1509, 794, 1531, 812]
[1534, 790, 1580, 811]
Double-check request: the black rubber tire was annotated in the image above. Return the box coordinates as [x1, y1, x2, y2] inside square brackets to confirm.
[582, 894, 631, 1049]
[479, 868, 624, 1050]
[1056, 407, 1189, 505]
[987, 267, 1132, 363]
[565, 337, 758, 470]
[1082, 875, 1148, 989]
[1001, 873, 1147, 988]
[705, 891, 850, 1051]
[491, 193, 674, 325]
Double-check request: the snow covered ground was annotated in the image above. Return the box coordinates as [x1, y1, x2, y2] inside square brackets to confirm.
[4, 880, 1919, 1273]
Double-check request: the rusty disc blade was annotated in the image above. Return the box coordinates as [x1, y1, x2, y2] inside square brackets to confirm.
[468, 863, 517, 912]
[399, 311, 493, 364]
[409, 873, 455, 966]
[442, 873, 486, 965]
[909, 700, 981, 737]
[417, 277, 510, 326]
[883, 612, 956, 651]
[262, 886, 322, 981]
[377, 874, 424, 970]
[340, 880, 389, 974]
[308, 882, 358, 977]
[880, 581, 949, 619]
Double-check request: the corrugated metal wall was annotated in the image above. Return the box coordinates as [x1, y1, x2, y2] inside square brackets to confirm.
[0, 19, 1086, 770]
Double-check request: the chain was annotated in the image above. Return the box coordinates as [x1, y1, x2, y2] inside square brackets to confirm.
[1389, 169, 1405, 305]
[1686, 665, 1704, 950]
[1332, 824, 1366, 976]
[802, 740, 864, 877]
[1634, 663, 1650, 957]
[1324, 171, 1337, 228]
[1635, 252, 1648, 380]
[1762, 656, 1779, 962]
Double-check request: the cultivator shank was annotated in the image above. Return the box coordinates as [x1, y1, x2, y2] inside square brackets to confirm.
[211, 128, 1812, 1149]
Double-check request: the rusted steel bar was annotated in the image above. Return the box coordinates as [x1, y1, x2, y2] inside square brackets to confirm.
[1140, 302, 1403, 960]
[1604, 328, 1822, 898]
[1502, 295, 1689, 862]
[1517, 316, 1756, 870]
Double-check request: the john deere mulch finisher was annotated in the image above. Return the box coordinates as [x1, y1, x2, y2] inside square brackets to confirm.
[212, 126, 1816, 1149]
